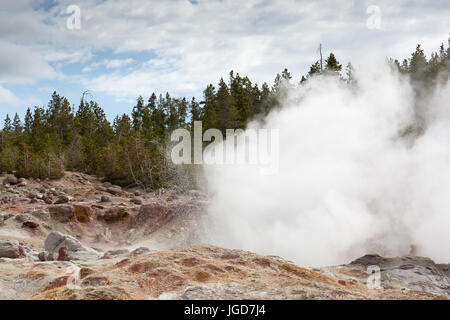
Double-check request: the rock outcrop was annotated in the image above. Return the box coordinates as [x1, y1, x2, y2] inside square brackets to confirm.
[321, 254, 450, 297]
[44, 231, 102, 261]
[133, 201, 169, 229]
[73, 204, 92, 222]
[48, 205, 75, 223]
[97, 207, 130, 223]
[0, 240, 24, 259]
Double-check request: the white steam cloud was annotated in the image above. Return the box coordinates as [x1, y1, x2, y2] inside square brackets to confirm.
[202, 61, 450, 267]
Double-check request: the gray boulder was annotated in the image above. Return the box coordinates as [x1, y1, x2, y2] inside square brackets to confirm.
[5, 175, 18, 185]
[106, 186, 123, 195]
[103, 181, 113, 188]
[100, 195, 111, 203]
[0, 240, 24, 258]
[44, 231, 102, 261]
[54, 195, 70, 204]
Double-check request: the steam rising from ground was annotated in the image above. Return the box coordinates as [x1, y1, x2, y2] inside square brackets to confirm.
[202, 62, 450, 267]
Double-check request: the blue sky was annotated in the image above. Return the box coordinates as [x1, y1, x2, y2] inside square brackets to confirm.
[0, 0, 449, 124]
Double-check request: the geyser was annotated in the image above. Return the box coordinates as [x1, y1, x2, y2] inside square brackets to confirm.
[202, 62, 450, 267]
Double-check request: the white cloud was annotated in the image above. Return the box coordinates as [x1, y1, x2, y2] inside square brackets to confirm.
[0, 41, 56, 83]
[1, 0, 449, 101]
[44, 48, 93, 64]
[82, 58, 135, 73]
[104, 58, 134, 69]
[0, 85, 20, 105]
[72, 0, 449, 100]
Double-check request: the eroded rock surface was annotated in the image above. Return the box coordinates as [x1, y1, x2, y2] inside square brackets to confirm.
[318, 254, 450, 297]
[0, 244, 446, 300]
[0, 171, 447, 300]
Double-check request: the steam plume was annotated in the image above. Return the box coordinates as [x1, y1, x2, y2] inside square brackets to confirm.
[202, 61, 450, 267]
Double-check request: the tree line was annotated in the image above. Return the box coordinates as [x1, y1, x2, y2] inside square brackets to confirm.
[1, 38, 449, 189]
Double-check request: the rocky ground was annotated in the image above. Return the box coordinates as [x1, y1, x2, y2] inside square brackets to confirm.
[0, 172, 448, 300]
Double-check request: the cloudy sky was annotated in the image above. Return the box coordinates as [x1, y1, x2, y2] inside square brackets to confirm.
[1, 0, 449, 121]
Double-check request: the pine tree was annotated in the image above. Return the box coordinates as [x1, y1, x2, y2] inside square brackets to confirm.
[401, 59, 409, 72]
[281, 68, 292, 82]
[409, 44, 428, 82]
[165, 93, 179, 133]
[47, 92, 74, 146]
[131, 96, 148, 131]
[148, 93, 157, 114]
[150, 94, 167, 141]
[215, 78, 237, 132]
[24, 108, 33, 135]
[90, 101, 114, 146]
[300, 75, 307, 84]
[189, 97, 201, 129]
[308, 61, 321, 77]
[260, 81, 278, 115]
[345, 62, 355, 84]
[439, 43, 447, 61]
[324, 53, 342, 75]
[250, 83, 263, 116]
[1, 114, 12, 147]
[75, 98, 95, 137]
[30, 107, 46, 152]
[113, 114, 131, 142]
[261, 82, 271, 99]
[13, 113, 22, 135]
[143, 93, 157, 137]
[3, 115, 12, 132]
[177, 97, 188, 128]
[201, 84, 217, 130]
[272, 73, 283, 92]
[230, 74, 252, 127]
[428, 52, 441, 84]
